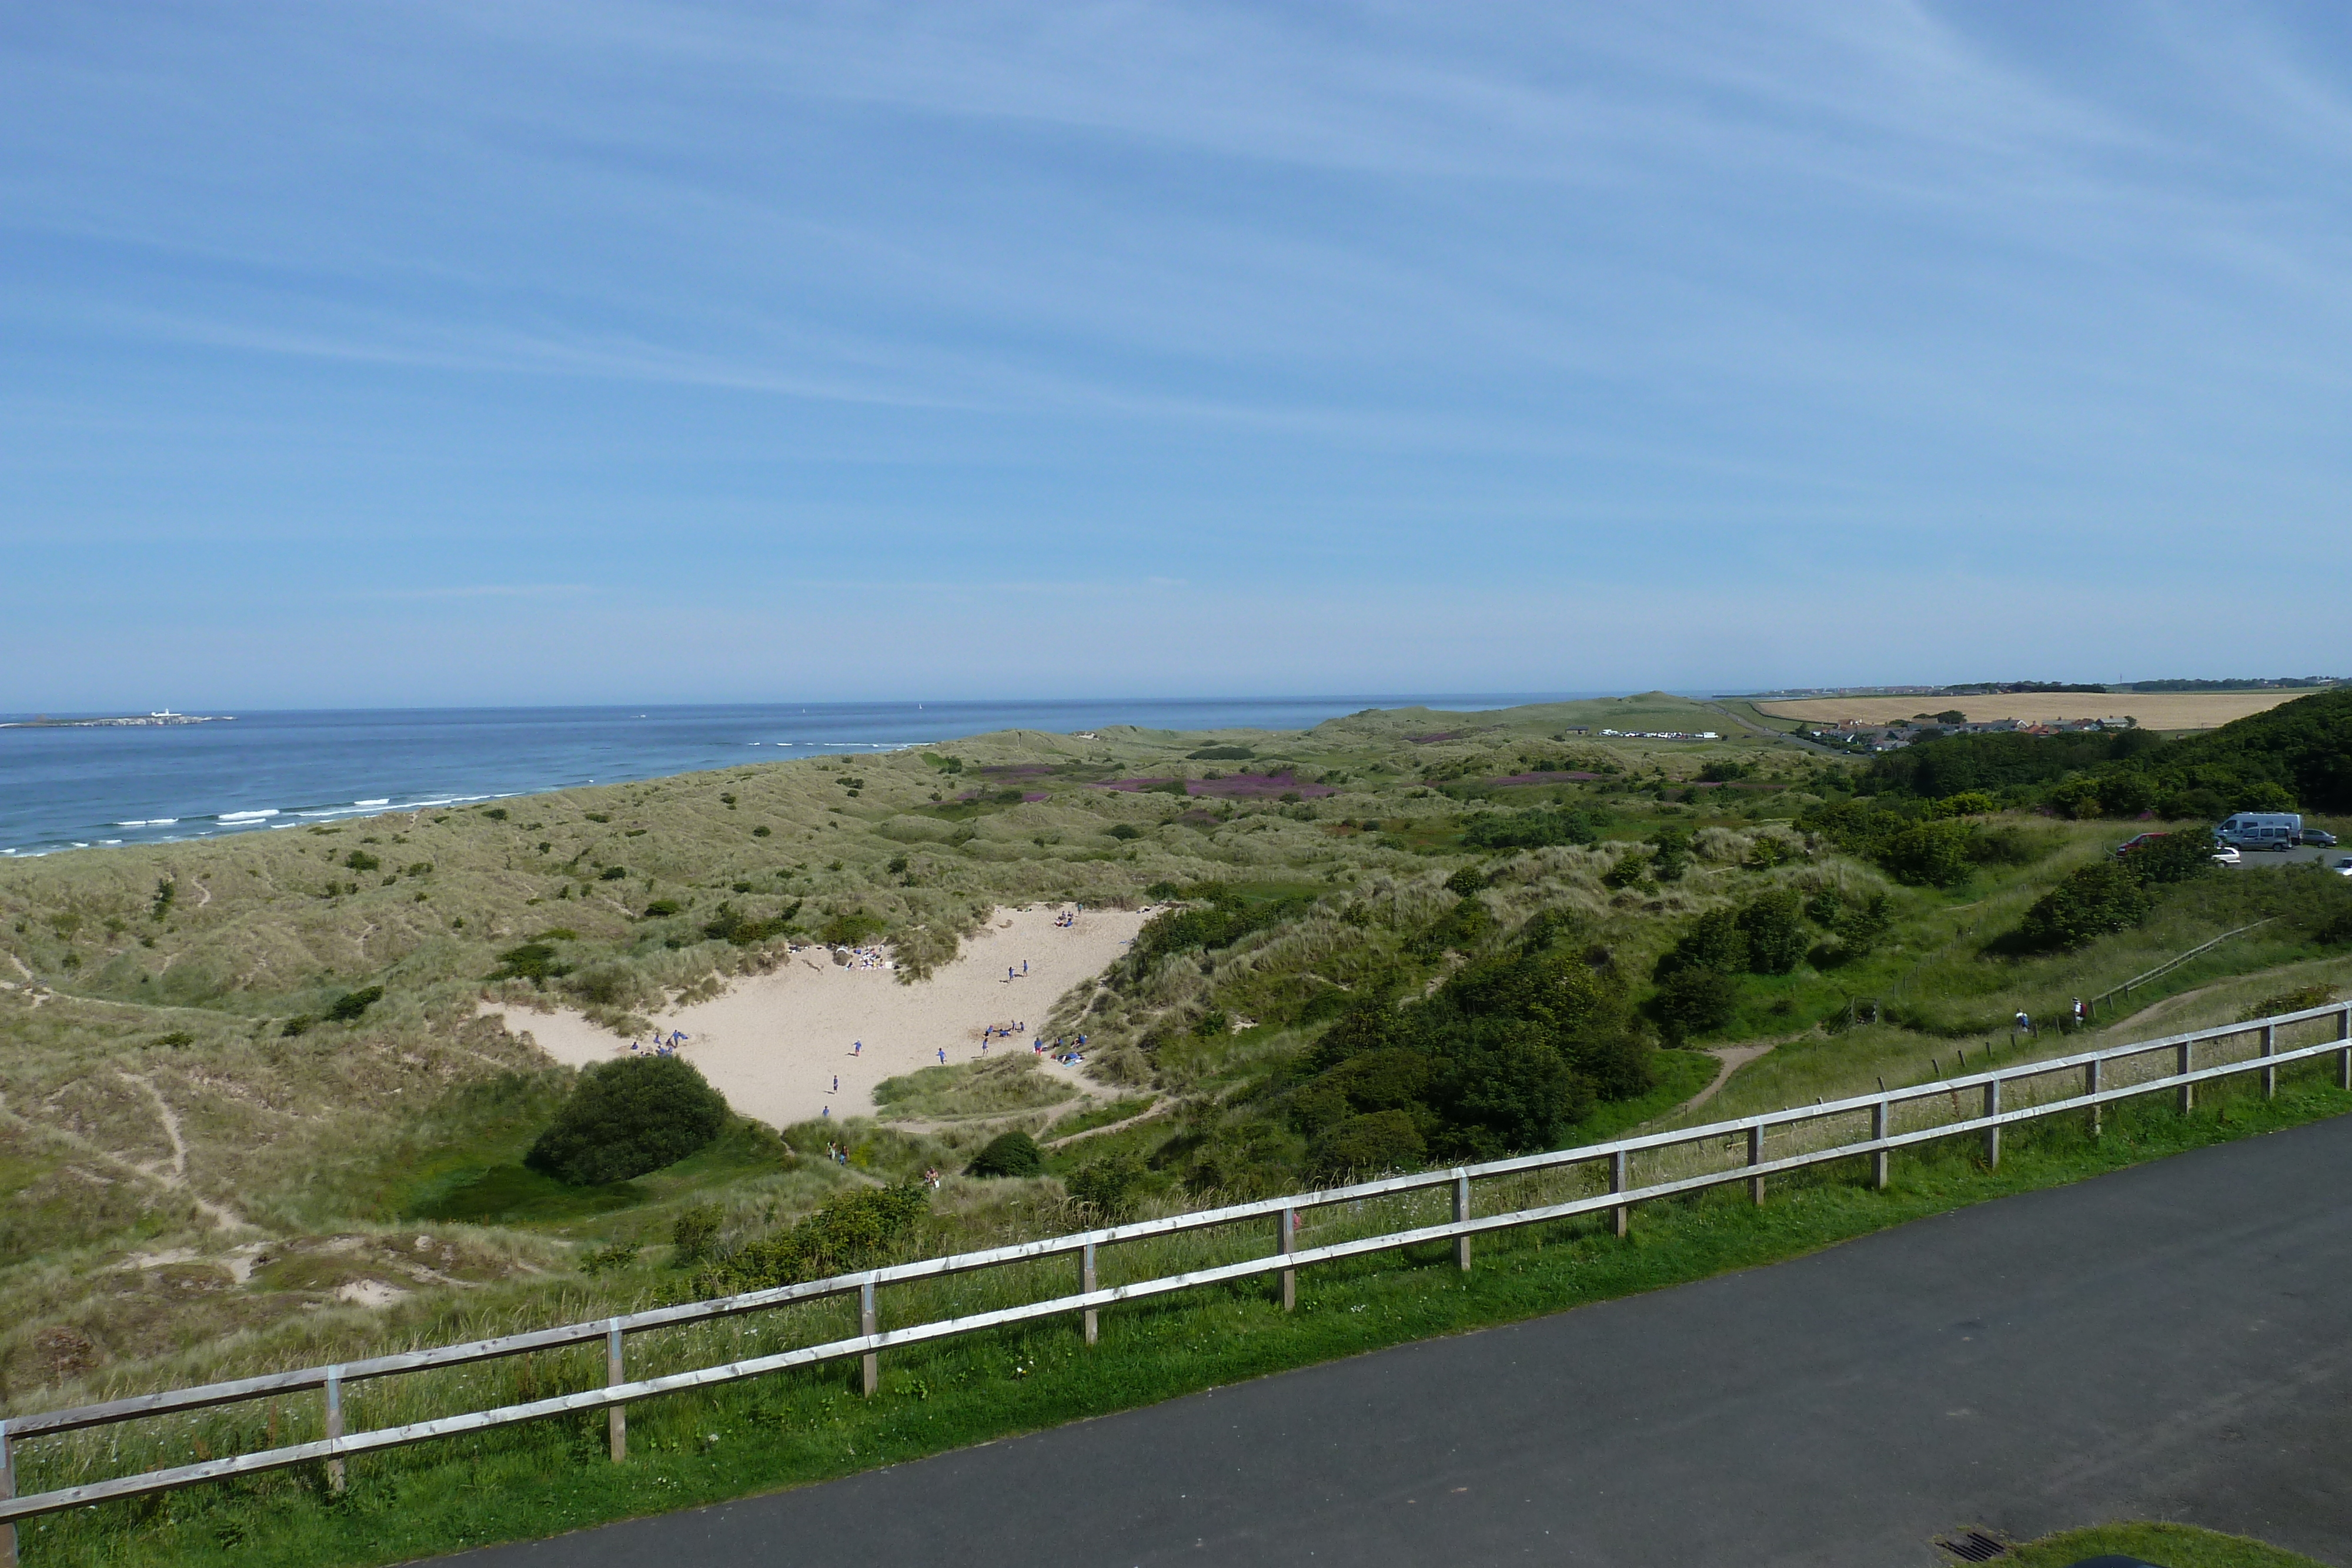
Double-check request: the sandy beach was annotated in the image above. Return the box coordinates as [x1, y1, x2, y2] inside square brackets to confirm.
[487, 904, 1149, 1128]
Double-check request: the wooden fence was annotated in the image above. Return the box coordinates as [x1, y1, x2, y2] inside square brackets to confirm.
[4, 999, 2347, 1563]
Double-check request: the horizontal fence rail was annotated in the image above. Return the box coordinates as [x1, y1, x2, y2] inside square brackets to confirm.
[3, 999, 2348, 1550]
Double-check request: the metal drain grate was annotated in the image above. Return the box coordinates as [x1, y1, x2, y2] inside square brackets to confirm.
[1936, 1531, 2011, 1562]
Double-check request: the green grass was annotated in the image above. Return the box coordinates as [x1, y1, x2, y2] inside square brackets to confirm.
[19, 1062, 2348, 1567]
[2009, 1522, 2325, 1567]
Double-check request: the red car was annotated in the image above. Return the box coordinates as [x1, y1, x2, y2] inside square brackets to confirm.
[2113, 832, 2170, 857]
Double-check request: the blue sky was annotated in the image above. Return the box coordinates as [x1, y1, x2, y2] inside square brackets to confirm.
[5, 2, 2349, 708]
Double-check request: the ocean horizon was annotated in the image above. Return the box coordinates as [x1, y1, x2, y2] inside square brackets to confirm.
[0, 693, 1620, 857]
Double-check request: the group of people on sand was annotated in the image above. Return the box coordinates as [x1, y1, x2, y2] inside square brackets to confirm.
[1034, 1032, 1088, 1066]
[841, 944, 893, 972]
[1054, 905, 1082, 928]
[629, 1030, 688, 1057]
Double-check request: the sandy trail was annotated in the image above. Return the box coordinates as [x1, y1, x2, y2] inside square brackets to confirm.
[490, 904, 1148, 1128]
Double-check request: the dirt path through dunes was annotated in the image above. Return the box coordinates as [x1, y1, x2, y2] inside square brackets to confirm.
[490, 905, 1149, 1129]
[1682, 1042, 1778, 1114]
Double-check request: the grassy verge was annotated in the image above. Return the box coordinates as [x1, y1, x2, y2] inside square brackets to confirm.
[2009, 1521, 2325, 1567]
[19, 1063, 2350, 1566]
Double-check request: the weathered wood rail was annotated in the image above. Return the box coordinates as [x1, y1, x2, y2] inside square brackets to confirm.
[3, 999, 2346, 1562]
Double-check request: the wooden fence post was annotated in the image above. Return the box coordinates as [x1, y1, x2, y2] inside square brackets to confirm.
[1982, 1078, 2002, 1168]
[2178, 1041, 2195, 1115]
[2, 1416, 16, 1568]
[2261, 1024, 2277, 1099]
[324, 1366, 345, 1494]
[1277, 1209, 1296, 1310]
[1083, 1242, 1100, 1342]
[2085, 1057, 2102, 1138]
[1746, 1125, 1764, 1205]
[1870, 1100, 1889, 1191]
[1452, 1173, 1472, 1272]
[1609, 1149, 1629, 1236]
[860, 1281, 878, 1397]
[606, 1319, 626, 1463]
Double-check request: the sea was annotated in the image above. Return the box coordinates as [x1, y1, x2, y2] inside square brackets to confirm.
[0, 694, 1591, 858]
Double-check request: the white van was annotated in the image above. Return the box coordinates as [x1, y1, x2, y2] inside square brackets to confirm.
[2217, 812, 2303, 851]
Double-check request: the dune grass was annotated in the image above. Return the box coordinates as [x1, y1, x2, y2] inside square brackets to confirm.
[12, 1058, 2346, 1566]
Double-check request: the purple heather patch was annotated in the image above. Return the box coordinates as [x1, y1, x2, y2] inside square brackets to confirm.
[1093, 773, 1335, 798]
[1488, 771, 1602, 787]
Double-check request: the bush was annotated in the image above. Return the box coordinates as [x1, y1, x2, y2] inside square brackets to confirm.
[489, 942, 571, 985]
[2125, 825, 2218, 885]
[1648, 831, 1689, 882]
[1736, 891, 1808, 975]
[2237, 984, 2336, 1023]
[671, 1203, 723, 1265]
[1064, 1151, 1146, 1218]
[325, 984, 383, 1022]
[819, 910, 886, 946]
[642, 898, 681, 917]
[2013, 862, 2154, 953]
[342, 850, 380, 872]
[599, 866, 629, 881]
[524, 1056, 731, 1186]
[693, 1183, 930, 1295]
[1309, 1109, 1425, 1179]
[1655, 908, 1747, 979]
[965, 1129, 1043, 1178]
[1880, 820, 1975, 887]
[1653, 967, 1738, 1038]
[1445, 866, 1489, 895]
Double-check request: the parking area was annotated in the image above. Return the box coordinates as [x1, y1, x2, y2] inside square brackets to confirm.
[2217, 842, 2346, 871]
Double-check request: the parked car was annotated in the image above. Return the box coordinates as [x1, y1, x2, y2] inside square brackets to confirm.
[2335, 856, 2352, 877]
[2211, 846, 2243, 865]
[2303, 828, 2338, 847]
[2113, 832, 2169, 858]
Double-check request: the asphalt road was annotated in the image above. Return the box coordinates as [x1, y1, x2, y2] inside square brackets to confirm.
[2219, 842, 2348, 872]
[447, 1119, 2352, 1567]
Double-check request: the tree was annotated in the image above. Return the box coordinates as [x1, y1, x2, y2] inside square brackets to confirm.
[2014, 862, 2153, 953]
[1736, 891, 1809, 975]
[1655, 908, 1747, 978]
[526, 1055, 730, 1186]
[1879, 820, 1975, 887]
[1653, 967, 1738, 1038]
[965, 1129, 1043, 1178]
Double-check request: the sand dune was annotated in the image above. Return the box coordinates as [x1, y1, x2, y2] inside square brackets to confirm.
[487, 904, 1148, 1128]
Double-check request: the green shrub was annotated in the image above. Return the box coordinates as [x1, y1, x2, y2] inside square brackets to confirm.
[1108, 824, 1142, 841]
[1648, 831, 1690, 881]
[524, 1056, 730, 1186]
[484, 807, 509, 821]
[599, 866, 629, 881]
[642, 898, 681, 917]
[489, 942, 571, 985]
[1880, 819, 1975, 887]
[325, 985, 383, 1022]
[280, 1015, 317, 1038]
[343, 850, 380, 872]
[152, 1030, 194, 1049]
[2014, 862, 2154, 952]
[1655, 908, 1747, 978]
[2238, 984, 2336, 1023]
[693, 1183, 930, 1295]
[671, 1203, 723, 1265]
[819, 910, 886, 946]
[965, 1130, 1043, 1178]
[1445, 866, 1489, 895]
[1309, 1109, 1425, 1179]
[1064, 1151, 1147, 1218]
[1736, 891, 1808, 975]
[1653, 967, 1738, 1038]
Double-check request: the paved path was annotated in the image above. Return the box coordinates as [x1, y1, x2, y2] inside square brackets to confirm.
[445, 1119, 2352, 1567]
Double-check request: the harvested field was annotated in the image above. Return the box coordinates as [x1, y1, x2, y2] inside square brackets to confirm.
[1754, 690, 2318, 730]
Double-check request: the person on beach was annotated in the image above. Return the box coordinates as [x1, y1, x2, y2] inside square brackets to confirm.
[831, 1074, 839, 1094]
[937, 1047, 947, 1064]
[852, 1040, 863, 1056]
[1021, 959, 1028, 976]
[1008, 966, 1016, 982]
